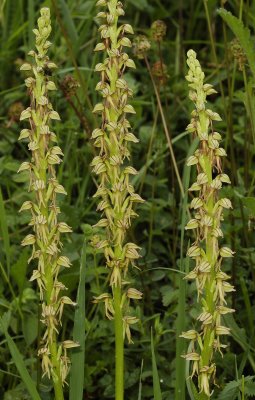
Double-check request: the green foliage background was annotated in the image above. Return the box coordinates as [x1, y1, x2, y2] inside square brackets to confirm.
[1, 0, 255, 398]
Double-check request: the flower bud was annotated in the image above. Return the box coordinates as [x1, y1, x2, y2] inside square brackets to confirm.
[133, 35, 151, 59]
[219, 247, 235, 257]
[187, 245, 201, 258]
[151, 20, 167, 42]
[62, 340, 79, 349]
[127, 288, 143, 300]
[215, 325, 231, 335]
[185, 219, 199, 230]
[180, 330, 198, 340]
[182, 352, 200, 361]
[21, 234, 36, 246]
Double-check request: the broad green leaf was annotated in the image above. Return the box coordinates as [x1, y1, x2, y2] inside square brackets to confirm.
[22, 313, 38, 346]
[242, 197, 255, 216]
[217, 380, 239, 400]
[224, 314, 255, 371]
[217, 376, 255, 400]
[11, 250, 28, 293]
[245, 380, 255, 397]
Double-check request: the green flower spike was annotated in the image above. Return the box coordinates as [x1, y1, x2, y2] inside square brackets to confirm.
[19, 8, 76, 399]
[182, 49, 235, 398]
[92, 1, 144, 399]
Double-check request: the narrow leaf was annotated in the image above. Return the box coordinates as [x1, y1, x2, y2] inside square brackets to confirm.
[137, 359, 144, 400]
[151, 329, 162, 400]
[69, 239, 86, 400]
[0, 187, 11, 275]
[0, 315, 41, 400]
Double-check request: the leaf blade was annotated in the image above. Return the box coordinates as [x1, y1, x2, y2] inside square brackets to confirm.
[151, 329, 162, 400]
[69, 239, 86, 400]
[0, 314, 41, 400]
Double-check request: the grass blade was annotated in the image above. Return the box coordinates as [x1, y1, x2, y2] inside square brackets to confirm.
[137, 359, 144, 400]
[0, 187, 11, 275]
[69, 239, 86, 400]
[0, 314, 41, 400]
[28, 0, 35, 49]
[224, 314, 255, 372]
[151, 329, 162, 400]
[240, 276, 254, 335]
[52, 0, 79, 55]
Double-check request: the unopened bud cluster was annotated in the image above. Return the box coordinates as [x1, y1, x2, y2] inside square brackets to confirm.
[19, 8, 77, 385]
[181, 50, 235, 397]
[92, 0, 143, 343]
[8, 102, 24, 123]
[151, 20, 167, 42]
[133, 35, 151, 59]
[229, 38, 247, 71]
[60, 74, 80, 99]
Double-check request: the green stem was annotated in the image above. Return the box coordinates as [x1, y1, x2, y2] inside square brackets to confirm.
[38, 113, 64, 400]
[108, 6, 124, 397]
[49, 336, 64, 400]
[38, 168, 63, 397]
[44, 271, 63, 400]
[239, 0, 244, 19]
[200, 393, 210, 400]
[113, 285, 124, 400]
[199, 174, 215, 374]
[198, 115, 216, 397]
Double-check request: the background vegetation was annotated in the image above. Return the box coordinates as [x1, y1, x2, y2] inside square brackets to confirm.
[0, 0, 255, 398]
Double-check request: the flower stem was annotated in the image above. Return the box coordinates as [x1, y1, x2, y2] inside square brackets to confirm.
[182, 50, 235, 397]
[92, 2, 143, 398]
[19, 8, 76, 393]
[50, 336, 64, 400]
[45, 271, 64, 400]
[200, 393, 210, 400]
[113, 285, 124, 400]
